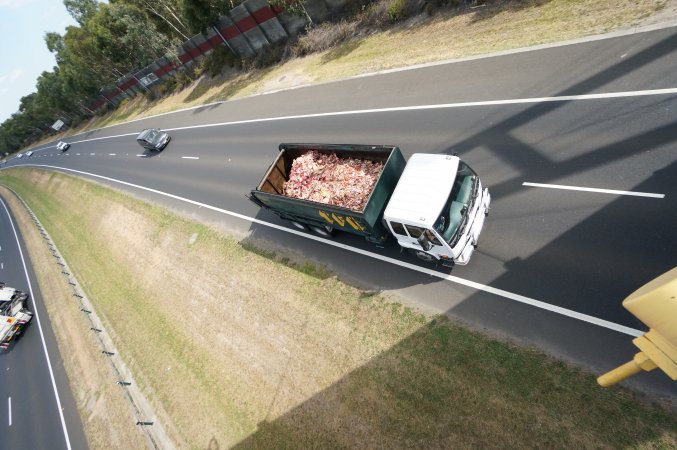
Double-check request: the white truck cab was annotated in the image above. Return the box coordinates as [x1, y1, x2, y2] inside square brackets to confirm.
[383, 154, 490, 266]
[0, 283, 32, 349]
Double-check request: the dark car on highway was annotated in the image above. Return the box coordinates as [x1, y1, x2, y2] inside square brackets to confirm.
[136, 128, 171, 151]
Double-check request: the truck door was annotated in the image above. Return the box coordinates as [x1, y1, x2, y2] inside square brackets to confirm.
[388, 221, 449, 259]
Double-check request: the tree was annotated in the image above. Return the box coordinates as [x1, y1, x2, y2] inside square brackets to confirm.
[88, 3, 178, 70]
[116, 0, 192, 41]
[63, 0, 99, 25]
[44, 32, 65, 57]
[179, 0, 224, 34]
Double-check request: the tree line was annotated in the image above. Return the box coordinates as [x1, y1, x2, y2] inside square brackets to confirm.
[0, 0, 246, 155]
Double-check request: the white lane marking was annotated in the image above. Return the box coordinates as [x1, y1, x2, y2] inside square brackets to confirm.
[7, 397, 10, 426]
[523, 182, 665, 198]
[181, 156, 199, 160]
[0, 198, 72, 449]
[1, 262, 3, 269]
[76, 153, 80, 156]
[70, 132, 137, 145]
[108, 153, 117, 156]
[90, 153, 95, 156]
[24, 164, 643, 337]
[63, 88, 677, 146]
[137, 154, 147, 157]
[167, 88, 677, 134]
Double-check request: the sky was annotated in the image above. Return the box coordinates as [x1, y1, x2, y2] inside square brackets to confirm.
[0, 0, 77, 123]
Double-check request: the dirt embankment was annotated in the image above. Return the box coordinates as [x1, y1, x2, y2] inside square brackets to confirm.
[1, 168, 675, 449]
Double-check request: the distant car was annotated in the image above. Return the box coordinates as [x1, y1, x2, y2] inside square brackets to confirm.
[136, 128, 170, 151]
[56, 141, 70, 152]
[26, 151, 34, 157]
[16, 153, 23, 158]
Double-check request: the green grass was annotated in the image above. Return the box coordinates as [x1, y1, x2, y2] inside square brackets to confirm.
[2, 168, 675, 449]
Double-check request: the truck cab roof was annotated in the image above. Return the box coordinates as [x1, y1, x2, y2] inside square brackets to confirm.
[383, 154, 459, 228]
[0, 285, 18, 302]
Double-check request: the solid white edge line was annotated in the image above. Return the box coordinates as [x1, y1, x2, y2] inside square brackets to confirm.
[21, 163, 644, 338]
[0, 197, 72, 449]
[36, 87, 677, 148]
[523, 182, 665, 198]
[7, 396, 10, 427]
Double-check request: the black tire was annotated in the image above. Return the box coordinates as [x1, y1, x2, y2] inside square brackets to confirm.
[408, 248, 437, 263]
[310, 225, 334, 238]
[290, 221, 309, 231]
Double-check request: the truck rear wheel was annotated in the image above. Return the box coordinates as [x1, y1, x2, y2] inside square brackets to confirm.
[290, 221, 309, 231]
[310, 225, 334, 238]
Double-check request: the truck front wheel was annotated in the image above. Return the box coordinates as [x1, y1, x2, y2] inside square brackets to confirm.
[408, 249, 437, 263]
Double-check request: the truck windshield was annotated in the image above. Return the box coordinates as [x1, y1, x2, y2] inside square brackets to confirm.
[0, 300, 11, 316]
[433, 161, 477, 246]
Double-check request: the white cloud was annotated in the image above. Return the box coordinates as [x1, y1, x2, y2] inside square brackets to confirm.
[0, 69, 24, 86]
[9, 68, 24, 81]
[0, 0, 32, 9]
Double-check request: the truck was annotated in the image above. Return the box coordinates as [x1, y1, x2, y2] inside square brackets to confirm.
[0, 282, 33, 349]
[249, 143, 491, 266]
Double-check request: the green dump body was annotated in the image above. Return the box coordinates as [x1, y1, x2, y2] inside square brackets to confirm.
[249, 143, 407, 243]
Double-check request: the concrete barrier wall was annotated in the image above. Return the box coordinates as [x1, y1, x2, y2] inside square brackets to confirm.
[215, 16, 254, 57]
[230, 4, 269, 51]
[244, 0, 288, 44]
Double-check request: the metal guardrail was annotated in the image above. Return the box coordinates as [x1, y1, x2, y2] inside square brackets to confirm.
[7, 187, 175, 450]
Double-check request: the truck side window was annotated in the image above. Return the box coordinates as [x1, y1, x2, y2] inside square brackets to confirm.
[406, 225, 441, 246]
[405, 225, 423, 238]
[390, 221, 407, 236]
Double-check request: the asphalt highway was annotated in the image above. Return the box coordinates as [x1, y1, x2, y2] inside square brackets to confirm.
[3, 25, 676, 399]
[0, 196, 87, 450]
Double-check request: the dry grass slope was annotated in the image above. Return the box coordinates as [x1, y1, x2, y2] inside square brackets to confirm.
[1, 168, 675, 449]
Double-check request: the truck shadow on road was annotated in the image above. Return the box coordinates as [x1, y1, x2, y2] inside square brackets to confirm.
[245, 208, 450, 291]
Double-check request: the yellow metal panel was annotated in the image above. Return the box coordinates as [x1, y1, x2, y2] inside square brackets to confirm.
[318, 210, 334, 224]
[633, 332, 677, 379]
[623, 267, 677, 343]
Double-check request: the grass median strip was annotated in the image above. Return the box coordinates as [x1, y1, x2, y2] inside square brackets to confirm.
[1, 168, 675, 449]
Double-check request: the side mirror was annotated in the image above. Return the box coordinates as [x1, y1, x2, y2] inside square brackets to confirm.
[417, 233, 432, 251]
